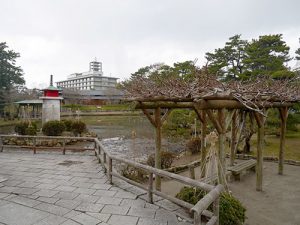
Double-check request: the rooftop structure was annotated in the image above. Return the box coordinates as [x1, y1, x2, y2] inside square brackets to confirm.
[56, 60, 119, 91]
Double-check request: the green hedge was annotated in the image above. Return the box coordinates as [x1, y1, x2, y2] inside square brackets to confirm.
[15, 121, 38, 135]
[176, 186, 246, 225]
[71, 120, 87, 136]
[42, 120, 66, 136]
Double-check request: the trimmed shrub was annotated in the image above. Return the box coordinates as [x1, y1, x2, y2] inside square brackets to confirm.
[15, 121, 38, 135]
[147, 151, 176, 169]
[176, 186, 246, 225]
[71, 120, 87, 136]
[62, 119, 73, 131]
[186, 137, 201, 154]
[25, 126, 37, 135]
[42, 120, 66, 136]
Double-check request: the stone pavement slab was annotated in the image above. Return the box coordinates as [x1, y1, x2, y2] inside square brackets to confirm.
[0, 152, 193, 225]
[108, 215, 139, 225]
[0, 202, 50, 225]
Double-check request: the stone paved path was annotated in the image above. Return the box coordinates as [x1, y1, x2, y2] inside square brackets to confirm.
[0, 152, 193, 225]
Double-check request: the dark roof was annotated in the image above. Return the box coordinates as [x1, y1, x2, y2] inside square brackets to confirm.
[15, 99, 43, 105]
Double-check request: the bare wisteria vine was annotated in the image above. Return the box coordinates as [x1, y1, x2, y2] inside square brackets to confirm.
[123, 71, 300, 111]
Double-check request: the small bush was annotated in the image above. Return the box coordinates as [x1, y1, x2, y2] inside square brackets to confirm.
[15, 121, 38, 135]
[186, 137, 201, 154]
[25, 126, 37, 135]
[147, 151, 176, 169]
[62, 119, 73, 131]
[176, 186, 246, 225]
[42, 120, 66, 136]
[71, 120, 87, 136]
[122, 165, 148, 183]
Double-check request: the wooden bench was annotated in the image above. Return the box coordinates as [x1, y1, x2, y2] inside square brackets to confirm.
[227, 159, 256, 181]
[200, 171, 232, 185]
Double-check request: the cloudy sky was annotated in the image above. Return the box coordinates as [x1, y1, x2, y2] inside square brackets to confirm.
[1, 0, 299, 88]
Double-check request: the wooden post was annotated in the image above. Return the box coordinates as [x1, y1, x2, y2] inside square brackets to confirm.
[148, 172, 153, 203]
[218, 109, 226, 186]
[103, 152, 107, 173]
[254, 112, 265, 191]
[230, 110, 237, 166]
[33, 138, 36, 154]
[62, 139, 66, 155]
[189, 165, 195, 180]
[279, 107, 288, 175]
[108, 157, 112, 184]
[200, 111, 207, 178]
[154, 107, 162, 191]
[194, 212, 202, 225]
[141, 108, 170, 192]
[0, 137, 3, 152]
[213, 197, 220, 225]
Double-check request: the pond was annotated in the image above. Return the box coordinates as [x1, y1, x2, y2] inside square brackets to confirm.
[81, 115, 186, 161]
[0, 115, 186, 161]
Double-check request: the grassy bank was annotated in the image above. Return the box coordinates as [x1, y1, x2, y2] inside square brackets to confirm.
[249, 132, 300, 161]
[0, 119, 21, 127]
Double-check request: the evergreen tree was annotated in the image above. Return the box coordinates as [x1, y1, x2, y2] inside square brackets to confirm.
[0, 42, 25, 115]
[243, 34, 292, 79]
[205, 35, 248, 80]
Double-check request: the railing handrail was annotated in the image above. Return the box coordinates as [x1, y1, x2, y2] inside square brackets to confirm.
[96, 139, 214, 191]
[191, 184, 224, 215]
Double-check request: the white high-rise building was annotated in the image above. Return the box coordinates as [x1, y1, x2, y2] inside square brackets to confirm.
[56, 60, 118, 91]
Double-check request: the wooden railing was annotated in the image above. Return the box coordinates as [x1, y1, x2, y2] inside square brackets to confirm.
[0, 135, 223, 225]
[94, 139, 223, 225]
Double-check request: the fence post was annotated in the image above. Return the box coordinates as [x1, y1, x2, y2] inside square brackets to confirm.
[213, 197, 220, 225]
[0, 137, 3, 152]
[108, 157, 112, 184]
[148, 172, 153, 203]
[103, 152, 107, 173]
[189, 165, 195, 180]
[63, 139, 66, 155]
[98, 145, 101, 163]
[194, 212, 201, 225]
[33, 138, 36, 154]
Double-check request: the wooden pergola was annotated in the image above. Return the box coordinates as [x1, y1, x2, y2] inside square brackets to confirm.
[124, 74, 300, 192]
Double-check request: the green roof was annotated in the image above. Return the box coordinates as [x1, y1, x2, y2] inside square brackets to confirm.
[43, 85, 62, 91]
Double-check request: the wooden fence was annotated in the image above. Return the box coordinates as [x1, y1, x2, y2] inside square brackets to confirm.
[0, 135, 223, 225]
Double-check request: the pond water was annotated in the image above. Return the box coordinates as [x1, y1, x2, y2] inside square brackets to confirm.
[83, 115, 186, 161]
[85, 115, 154, 139]
[0, 115, 186, 161]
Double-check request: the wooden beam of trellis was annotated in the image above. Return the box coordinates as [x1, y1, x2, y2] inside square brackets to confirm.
[135, 100, 293, 110]
[206, 110, 223, 134]
[141, 108, 156, 127]
[225, 109, 237, 130]
[193, 104, 204, 123]
[161, 109, 172, 124]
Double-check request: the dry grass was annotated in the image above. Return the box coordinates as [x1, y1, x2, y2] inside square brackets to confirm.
[249, 132, 300, 161]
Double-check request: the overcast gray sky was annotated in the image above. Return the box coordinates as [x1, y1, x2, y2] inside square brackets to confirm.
[1, 0, 299, 88]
